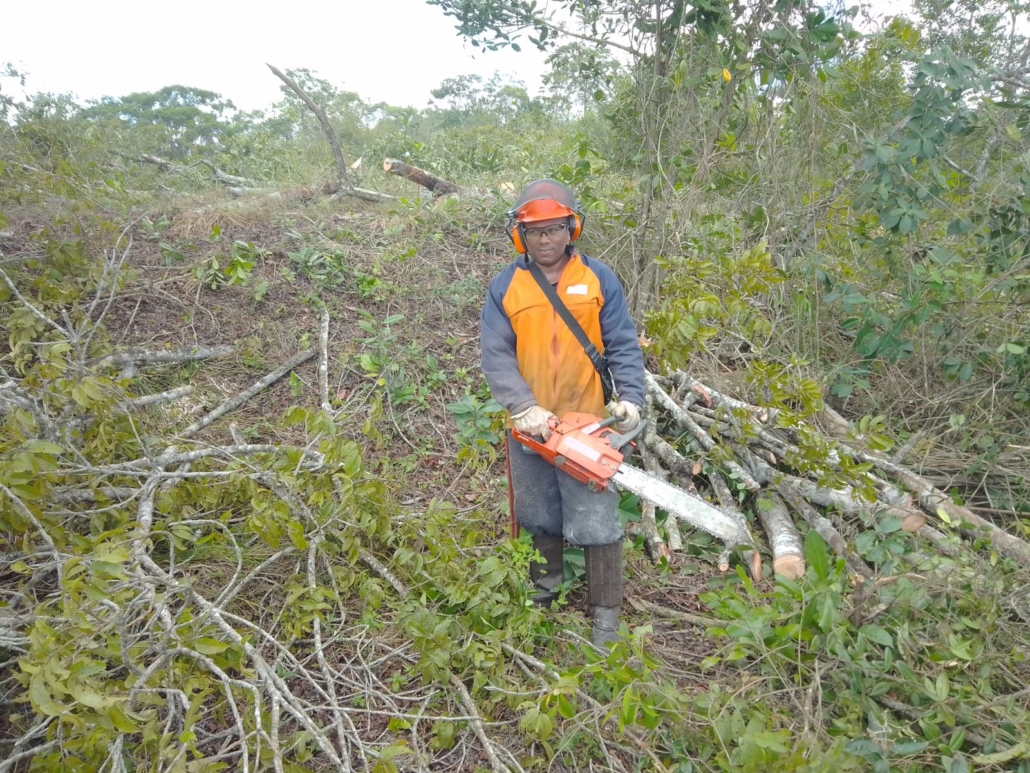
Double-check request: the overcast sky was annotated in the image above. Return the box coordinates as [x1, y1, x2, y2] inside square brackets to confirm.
[5, 0, 909, 113]
[4, 0, 552, 111]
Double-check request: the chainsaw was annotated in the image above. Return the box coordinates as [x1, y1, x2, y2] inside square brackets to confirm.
[511, 412, 756, 553]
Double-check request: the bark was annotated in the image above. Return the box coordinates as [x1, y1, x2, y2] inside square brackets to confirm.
[709, 469, 763, 580]
[778, 475, 926, 533]
[382, 159, 459, 195]
[644, 374, 761, 490]
[266, 65, 395, 204]
[298, 179, 395, 204]
[318, 307, 331, 415]
[138, 154, 259, 188]
[642, 447, 680, 553]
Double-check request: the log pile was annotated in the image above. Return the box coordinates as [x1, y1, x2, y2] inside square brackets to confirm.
[636, 369, 1030, 578]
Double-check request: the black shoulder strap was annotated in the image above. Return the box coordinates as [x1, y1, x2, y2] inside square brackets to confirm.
[526, 260, 615, 404]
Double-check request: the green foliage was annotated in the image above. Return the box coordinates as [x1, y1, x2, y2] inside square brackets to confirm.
[445, 392, 507, 470]
[645, 221, 782, 365]
[193, 239, 268, 289]
[79, 84, 236, 159]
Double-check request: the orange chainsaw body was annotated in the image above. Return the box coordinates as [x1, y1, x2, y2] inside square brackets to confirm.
[510, 412, 629, 492]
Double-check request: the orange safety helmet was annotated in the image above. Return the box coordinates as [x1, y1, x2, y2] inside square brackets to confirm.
[505, 179, 585, 254]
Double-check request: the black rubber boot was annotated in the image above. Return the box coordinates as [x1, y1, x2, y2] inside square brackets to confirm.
[529, 534, 564, 606]
[585, 541, 624, 648]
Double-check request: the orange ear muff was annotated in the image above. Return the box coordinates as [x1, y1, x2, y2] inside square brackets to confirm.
[512, 224, 528, 254]
[568, 214, 583, 241]
[505, 219, 528, 254]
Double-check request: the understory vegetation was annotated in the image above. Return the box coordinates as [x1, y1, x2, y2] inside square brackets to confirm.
[2, 0, 1030, 770]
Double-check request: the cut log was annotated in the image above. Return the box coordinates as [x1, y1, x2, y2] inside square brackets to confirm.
[755, 493, 805, 579]
[382, 159, 459, 196]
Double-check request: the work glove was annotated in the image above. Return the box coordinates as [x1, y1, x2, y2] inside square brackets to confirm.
[611, 401, 641, 433]
[512, 405, 556, 441]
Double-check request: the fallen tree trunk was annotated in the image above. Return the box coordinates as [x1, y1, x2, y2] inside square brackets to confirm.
[382, 159, 459, 195]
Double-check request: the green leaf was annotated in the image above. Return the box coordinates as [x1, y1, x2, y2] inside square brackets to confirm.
[287, 521, 309, 550]
[93, 544, 130, 564]
[23, 440, 65, 455]
[620, 689, 637, 727]
[893, 740, 928, 755]
[195, 637, 230, 655]
[108, 704, 141, 733]
[30, 672, 67, 717]
[69, 681, 112, 709]
[804, 531, 830, 581]
[860, 624, 894, 647]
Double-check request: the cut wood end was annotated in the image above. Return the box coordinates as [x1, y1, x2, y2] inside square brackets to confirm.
[383, 159, 400, 171]
[691, 461, 703, 476]
[773, 554, 805, 580]
[902, 512, 927, 533]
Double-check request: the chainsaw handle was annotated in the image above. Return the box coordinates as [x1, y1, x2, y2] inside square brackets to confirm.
[607, 418, 647, 451]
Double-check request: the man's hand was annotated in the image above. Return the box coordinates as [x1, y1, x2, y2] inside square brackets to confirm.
[611, 401, 641, 433]
[512, 405, 556, 440]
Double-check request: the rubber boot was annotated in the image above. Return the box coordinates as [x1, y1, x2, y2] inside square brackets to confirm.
[529, 534, 564, 606]
[585, 541, 623, 648]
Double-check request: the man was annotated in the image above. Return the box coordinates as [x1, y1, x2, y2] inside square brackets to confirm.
[480, 179, 646, 647]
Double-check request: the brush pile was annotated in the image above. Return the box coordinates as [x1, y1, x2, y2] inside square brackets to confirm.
[636, 369, 1030, 578]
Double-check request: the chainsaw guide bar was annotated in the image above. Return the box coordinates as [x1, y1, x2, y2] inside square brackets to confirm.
[511, 412, 753, 550]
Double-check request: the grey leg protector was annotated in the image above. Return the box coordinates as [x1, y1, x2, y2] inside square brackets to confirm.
[585, 541, 624, 647]
[529, 534, 564, 606]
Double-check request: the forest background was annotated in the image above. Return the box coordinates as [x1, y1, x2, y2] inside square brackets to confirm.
[3, 0, 1030, 770]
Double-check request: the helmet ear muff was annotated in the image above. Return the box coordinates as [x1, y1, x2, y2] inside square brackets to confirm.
[512, 223, 528, 254]
[504, 209, 528, 254]
[568, 213, 583, 241]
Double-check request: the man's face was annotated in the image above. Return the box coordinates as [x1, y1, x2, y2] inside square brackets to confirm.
[523, 217, 572, 269]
